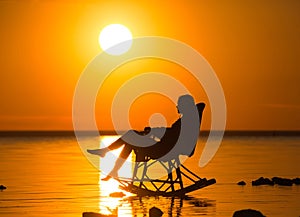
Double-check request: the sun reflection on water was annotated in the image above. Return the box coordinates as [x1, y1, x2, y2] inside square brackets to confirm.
[98, 135, 133, 216]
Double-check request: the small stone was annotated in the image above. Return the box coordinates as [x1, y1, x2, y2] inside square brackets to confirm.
[233, 209, 266, 217]
[252, 177, 274, 186]
[237, 181, 246, 186]
[83, 212, 117, 217]
[149, 207, 163, 217]
[272, 177, 293, 186]
[0, 185, 7, 190]
[293, 177, 300, 185]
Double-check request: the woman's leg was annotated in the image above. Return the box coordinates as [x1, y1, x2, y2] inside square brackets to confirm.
[87, 131, 133, 157]
[102, 144, 133, 181]
[87, 138, 122, 157]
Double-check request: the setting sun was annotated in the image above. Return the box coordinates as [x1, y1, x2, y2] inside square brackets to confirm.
[98, 24, 132, 55]
[1, 1, 300, 217]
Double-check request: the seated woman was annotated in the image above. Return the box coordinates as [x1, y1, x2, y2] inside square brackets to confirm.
[88, 94, 203, 180]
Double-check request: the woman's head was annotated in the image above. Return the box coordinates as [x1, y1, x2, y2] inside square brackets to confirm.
[177, 94, 195, 113]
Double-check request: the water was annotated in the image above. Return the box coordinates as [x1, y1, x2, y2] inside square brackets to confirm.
[0, 135, 299, 217]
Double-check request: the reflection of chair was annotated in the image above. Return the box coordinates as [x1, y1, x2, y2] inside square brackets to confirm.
[118, 103, 216, 197]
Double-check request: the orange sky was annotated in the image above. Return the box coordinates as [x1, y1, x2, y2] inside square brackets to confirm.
[0, 0, 299, 131]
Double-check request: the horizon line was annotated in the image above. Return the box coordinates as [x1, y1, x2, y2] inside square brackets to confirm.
[0, 130, 299, 137]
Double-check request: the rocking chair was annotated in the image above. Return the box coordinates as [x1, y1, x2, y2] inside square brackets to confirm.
[118, 103, 216, 197]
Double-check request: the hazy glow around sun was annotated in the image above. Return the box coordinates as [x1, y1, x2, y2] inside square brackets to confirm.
[98, 24, 132, 55]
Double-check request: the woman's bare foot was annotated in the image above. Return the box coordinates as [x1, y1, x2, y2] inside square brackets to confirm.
[87, 148, 108, 157]
[101, 171, 118, 181]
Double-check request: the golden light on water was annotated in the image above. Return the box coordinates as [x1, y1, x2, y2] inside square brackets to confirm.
[98, 136, 133, 216]
[98, 136, 133, 180]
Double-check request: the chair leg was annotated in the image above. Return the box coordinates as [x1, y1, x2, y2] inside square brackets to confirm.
[131, 158, 186, 194]
[132, 162, 139, 183]
[176, 167, 184, 189]
[175, 158, 184, 189]
[168, 161, 175, 192]
[139, 162, 148, 188]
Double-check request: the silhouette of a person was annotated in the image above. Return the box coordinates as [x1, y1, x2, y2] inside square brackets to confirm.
[88, 94, 203, 180]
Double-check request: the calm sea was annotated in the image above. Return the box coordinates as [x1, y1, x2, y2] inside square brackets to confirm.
[0, 135, 299, 217]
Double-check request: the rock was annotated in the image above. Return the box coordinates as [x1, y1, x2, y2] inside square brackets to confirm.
[252, 177, 274, 186]
[149, 207, 163, 217]
[82, 212, 117, 217]
[237, 181, 246, 186]
[233, 209, 266, 217]
[293, 177, 300, 185]
[0, 185, 7, 190]
[272, 177, 293, 186]
[109, 192, 126, 197]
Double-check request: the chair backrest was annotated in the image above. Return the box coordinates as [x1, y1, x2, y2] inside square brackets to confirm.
[186, 102, 205, 157]
[159, 102, 205, 161]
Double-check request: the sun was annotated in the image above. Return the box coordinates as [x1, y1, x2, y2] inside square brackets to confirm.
[98, 24, 132, 56]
